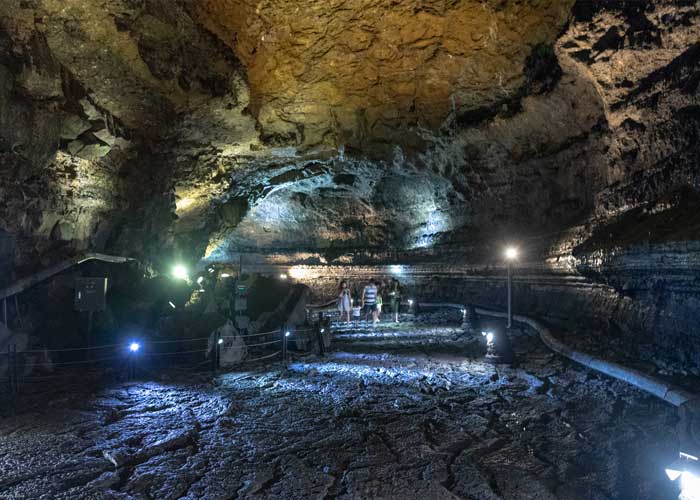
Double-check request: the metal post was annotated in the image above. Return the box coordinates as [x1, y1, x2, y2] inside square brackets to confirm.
[316, 312, 325, 357]
[86, 311, 93, 360]
[127, 349, 136, 381]
[281, 324, 288, 367]
[12, 344, 17, 396]
[507, 260, 512, 329]
[214, 331, 221, 374]
[8, 344, 18, 398]
[14, 295, 23, 330]
[6, 345, 11, 396]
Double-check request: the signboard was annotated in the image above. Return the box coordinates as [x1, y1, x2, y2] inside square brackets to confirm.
[74, 277, 108, 312]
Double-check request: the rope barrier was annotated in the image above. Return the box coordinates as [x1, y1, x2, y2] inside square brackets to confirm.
[242, 339, 282, 348]
[146, 337, 210, 344]
[144, 349, 209, 357]
[17, 376, 80, 383]
[236, 329, 279, 338]
[19, 343, 123, 354]
[17, 371, 112, 382]
[10, 330, 281, 356]
[19, 370, 108, 382]
[241, 351, 281, 363]
[29, 355, 123, 367]
[1, 319, 311, 394]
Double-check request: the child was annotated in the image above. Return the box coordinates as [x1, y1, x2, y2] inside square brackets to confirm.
[351, 295, 362, 328]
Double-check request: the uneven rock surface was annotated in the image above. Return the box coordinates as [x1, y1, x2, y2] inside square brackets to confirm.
[0, 320, 681, 499]
[197, 0, 574, 150]
[0, 0, 697, 265]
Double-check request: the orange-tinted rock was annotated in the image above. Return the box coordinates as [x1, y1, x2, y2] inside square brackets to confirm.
[196, 0, 574, 151]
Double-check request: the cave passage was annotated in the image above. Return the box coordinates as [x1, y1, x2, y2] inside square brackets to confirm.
[1, 0, 699, 499]
[0, 313, 680, 500]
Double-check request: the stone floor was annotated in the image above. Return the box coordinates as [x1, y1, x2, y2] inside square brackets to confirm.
[0, 316, 684, 499]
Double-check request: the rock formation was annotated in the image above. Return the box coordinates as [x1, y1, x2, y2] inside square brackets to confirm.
[0, 1, 699, 364]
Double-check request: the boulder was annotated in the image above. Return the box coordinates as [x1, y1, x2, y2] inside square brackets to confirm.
[60, 114, 91, 141]
[209, 320, 247, 366]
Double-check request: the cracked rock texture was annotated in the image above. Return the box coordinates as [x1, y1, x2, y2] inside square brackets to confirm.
[0, 320, 681, 499]
[196, 0, 574, 150]
[0, 0, 697, 262]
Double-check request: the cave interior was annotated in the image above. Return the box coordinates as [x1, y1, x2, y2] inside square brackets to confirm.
[1, 1, 700, 499]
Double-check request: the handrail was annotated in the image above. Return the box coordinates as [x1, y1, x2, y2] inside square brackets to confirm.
[474, 307, 696, 407]
[417, 301, 696, 407]
[418, 302, 463, 309]
[306, 298, 338, 310]
[0, 252, 137, 300]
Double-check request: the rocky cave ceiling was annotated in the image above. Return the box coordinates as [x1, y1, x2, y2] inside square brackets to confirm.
[0, 0, 698, 273]
[195, 0, 574, 150]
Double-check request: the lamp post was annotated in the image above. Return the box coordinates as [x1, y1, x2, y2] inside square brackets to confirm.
[504, 247, 518, 329]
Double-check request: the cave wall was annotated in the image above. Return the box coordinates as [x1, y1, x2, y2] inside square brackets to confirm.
[0, 0, 699, 367]
[2, 0, 697, 266]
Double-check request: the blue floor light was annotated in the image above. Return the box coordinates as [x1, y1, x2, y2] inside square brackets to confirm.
[127, 341, 141, 380]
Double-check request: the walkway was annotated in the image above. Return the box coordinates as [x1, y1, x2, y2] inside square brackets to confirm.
[0, 316, 680, 499]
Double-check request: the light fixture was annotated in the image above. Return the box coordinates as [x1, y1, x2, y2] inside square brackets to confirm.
[481, 330, 495, 343]
[667, 461, 683, 481]
[220, 273, 231, 278]
[279, 274, 288, 280]
[129, 342, 140, 352]
[390, 265, 403, 275]
[196, 276, 204, 284]
[408, 299, 414, 306]
[288, 267, 308, 279]
[667, 451, 700, 500]
[285, 331, 291, 337]
[171, 264, 189, 281]
[682, 470, 700, 499]
[218, 338, 224, 345]
[503, 246, 518, 329]
[168, 301, 176, 309]
[320, 328, 325, 333]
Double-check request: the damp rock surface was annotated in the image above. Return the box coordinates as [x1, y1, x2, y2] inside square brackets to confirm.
[0, 320, 680, 499]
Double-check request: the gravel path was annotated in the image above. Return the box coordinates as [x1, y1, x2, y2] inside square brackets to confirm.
[0, 319, 681, 499]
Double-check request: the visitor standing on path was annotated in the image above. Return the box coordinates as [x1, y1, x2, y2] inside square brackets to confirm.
[389, 277, 402, 323]
[337, 280, 352, 324]
[351, 294, 362, 327]
[361, 279, 378, 326]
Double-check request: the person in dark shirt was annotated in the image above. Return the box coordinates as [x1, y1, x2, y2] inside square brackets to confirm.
[388, 277, 402, 323]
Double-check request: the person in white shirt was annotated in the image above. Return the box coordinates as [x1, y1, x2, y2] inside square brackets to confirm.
[337, 280, 351, 324]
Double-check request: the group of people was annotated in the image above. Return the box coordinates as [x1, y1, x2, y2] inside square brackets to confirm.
[337, 278, 402, 326]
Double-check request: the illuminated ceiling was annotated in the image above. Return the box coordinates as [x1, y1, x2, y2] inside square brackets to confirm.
[196, 0, 574, 151]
